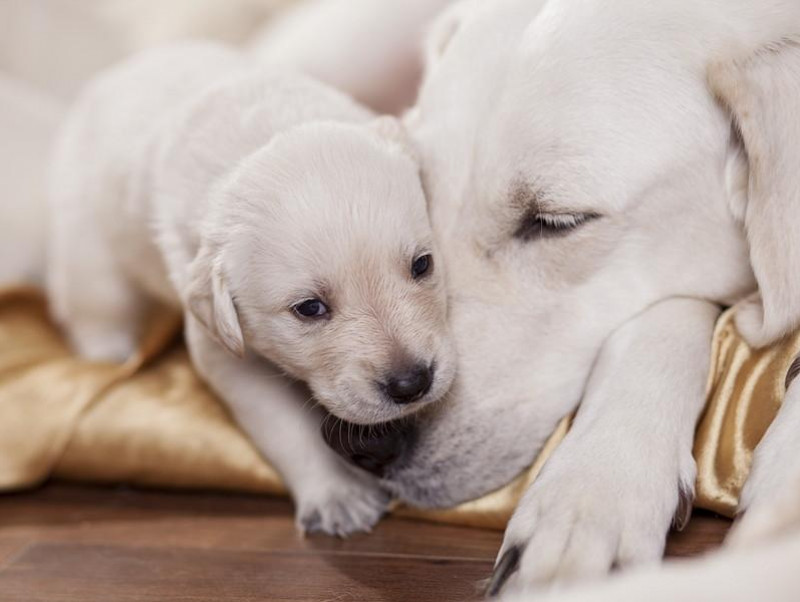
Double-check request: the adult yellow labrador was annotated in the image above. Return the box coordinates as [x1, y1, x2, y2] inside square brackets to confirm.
[325, 0, 800, 597]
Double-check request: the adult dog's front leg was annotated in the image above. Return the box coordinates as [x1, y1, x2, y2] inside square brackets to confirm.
[489, 298, 720, 596]
[185, 316, 389, 536]
[727, 368, 800, 548]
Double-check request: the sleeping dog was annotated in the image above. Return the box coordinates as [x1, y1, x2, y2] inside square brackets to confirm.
[322, 0, 800, 594]
[47, 42, 455, 536]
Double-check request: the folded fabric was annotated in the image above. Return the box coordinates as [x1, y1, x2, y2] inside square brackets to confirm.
[1, 287, 797, 529]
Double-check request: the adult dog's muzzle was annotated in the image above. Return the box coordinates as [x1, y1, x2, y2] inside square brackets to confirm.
[321, 414, 415, 477]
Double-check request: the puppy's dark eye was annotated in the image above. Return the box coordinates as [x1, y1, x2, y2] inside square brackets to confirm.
[293, 298, 329, 319]
[514, 212, 599, 241]
[411, 254, 433, 279]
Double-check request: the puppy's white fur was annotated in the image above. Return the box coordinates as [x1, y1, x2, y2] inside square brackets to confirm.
[47, 42, 455, 534]
[377, 0, 800, 592]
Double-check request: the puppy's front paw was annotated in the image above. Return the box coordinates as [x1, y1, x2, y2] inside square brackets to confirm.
[487, 451, 694, 597]
[295, 469, 390, 537]
[69, 325, 137, 363]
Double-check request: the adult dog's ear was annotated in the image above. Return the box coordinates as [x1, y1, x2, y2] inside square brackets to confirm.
[709, 40, 800, 348]
[422, 0, 471, 71]
[185, 243, 245, 357]
[405, 1, 470, 129]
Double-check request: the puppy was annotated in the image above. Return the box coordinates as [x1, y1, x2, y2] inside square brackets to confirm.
[47, 42, 455, 535]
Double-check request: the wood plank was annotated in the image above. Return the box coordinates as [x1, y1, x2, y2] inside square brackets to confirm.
[0, 516, 503, 561]
[0, 538, 31, 571]
[0, 483, 732, 602]
[0, 542, 492, 602]
[666, 511, 730, 557]
[0, 484, 503, 560]
[0, 485, 730, 559]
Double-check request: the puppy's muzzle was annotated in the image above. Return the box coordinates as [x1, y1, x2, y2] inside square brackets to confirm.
[321, 415, 415, 477]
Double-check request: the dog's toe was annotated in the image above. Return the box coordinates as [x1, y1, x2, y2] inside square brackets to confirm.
[295, 476, 390, 537]
[510, 515, 618, 590]
[298, 508, 324, 535]
[490, 465, 679, 596]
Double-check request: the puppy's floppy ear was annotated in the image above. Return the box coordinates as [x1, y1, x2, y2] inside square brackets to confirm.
[709, 40, 800, 347]
[369, 116, 418, 162]
[185, 243, 245, 357]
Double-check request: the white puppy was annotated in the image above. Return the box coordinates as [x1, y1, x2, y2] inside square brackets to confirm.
[47, 42, 455, 535]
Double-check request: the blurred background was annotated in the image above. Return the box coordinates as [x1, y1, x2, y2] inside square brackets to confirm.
[0, 0, 284, 285]
[0, 0, 451, 286]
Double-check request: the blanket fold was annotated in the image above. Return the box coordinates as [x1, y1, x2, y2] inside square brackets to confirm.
[2, 287, 797, 528]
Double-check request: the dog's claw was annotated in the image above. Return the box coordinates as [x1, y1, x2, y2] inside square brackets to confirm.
[299, 509, 323, 536]
[295, 479, 390, 537]
[486, 545, 522, 598]
[673, 483, 694, 532]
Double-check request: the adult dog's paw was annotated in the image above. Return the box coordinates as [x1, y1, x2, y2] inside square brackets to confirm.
[727, 489, 800, 550]
[727, 418, 800, 549]
[487, 451, 694, 597]
[294, 469, 391, 537]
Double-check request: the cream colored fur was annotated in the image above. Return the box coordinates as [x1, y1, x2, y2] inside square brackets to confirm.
[47, 42, 455, 535]
[249, 0, 454, 114]
[370, 0, 800, 596]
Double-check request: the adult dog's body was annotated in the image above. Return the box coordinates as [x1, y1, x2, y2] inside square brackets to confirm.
[324, 0, 800, 595]
[250, 0, 454, 114]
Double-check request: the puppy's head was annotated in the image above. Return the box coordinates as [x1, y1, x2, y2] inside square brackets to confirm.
[186, 118, 455, 424]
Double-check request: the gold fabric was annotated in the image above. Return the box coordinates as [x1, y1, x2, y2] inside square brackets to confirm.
[1, 287, 797, 528]
[693, 310, 800, 516]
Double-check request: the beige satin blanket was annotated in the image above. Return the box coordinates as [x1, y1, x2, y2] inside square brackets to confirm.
[1, 287, 798, 529]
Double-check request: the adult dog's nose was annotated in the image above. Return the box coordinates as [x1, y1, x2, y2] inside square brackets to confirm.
[383, 363, 433, 403]
[321, 416, 414, 477]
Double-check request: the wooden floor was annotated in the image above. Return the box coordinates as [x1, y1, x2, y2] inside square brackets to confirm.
[0, 483, 730, 602]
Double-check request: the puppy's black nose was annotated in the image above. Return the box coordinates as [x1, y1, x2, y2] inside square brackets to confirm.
[383, 363, 433, 404]
[321, 417, 414, 477]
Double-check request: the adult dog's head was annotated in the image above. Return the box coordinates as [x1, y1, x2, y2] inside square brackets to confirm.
[327, 0, 800, 505]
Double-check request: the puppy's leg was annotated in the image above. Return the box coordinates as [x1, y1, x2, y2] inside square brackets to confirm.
[727, 370, 800, 548]
[489, 298, 719, 596]
[185, 315, 389, 536]
[47, 210, 145, 363]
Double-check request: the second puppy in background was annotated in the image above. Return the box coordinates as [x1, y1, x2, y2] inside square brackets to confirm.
[47, 42, 456, 535]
